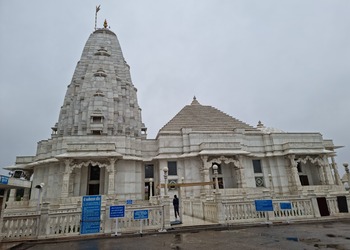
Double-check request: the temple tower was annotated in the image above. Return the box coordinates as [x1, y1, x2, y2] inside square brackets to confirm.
[55, 27, 143, 138]
[28, 26, 148, 201]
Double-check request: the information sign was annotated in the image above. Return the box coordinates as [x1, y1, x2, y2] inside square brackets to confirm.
[110, 205, 125, 218]
[0, 175, 9, 185]
[126, 200, 133, 205]
[255, 199, 274, 212]
[280, 202, 292, 210]
[133, 210, 149, 220]
[81, 195, 101, 234]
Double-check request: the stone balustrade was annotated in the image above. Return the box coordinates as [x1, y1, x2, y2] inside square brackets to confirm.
[2, 214, 39, 239]
[1, 201, 169, 241]
[183, 195, 350, 224]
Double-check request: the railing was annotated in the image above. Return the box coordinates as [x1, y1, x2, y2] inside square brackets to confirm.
[48, 211, 81, 236]
[222, 201, 266, 223]
[2, 214, 39, 239]
[183, 195, 350, 224]
[111, 205, 165, 233]
[273, 199, 314, 220]
[327, 197, 339, 215]
[1, 202, 169, 240]
[203, 202, 218, 222]
[2, 195, 350, 241]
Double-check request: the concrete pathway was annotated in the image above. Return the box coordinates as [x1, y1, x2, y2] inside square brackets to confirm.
[14, 221, 350, 250]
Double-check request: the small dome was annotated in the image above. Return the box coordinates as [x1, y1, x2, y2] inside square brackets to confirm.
[191, 96, 200, 105]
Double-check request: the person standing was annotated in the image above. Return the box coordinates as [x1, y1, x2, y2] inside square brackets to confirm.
[173, 194, 180, 220]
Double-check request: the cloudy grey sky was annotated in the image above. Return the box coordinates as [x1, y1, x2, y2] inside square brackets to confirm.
[0, 1, 349, 175]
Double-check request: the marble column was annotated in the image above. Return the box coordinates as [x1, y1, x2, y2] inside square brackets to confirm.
[8, 189, 16, 202]
[22, 188, 30, 201]
[321, 156, 332, 185]
[318, 163, 326, 185]
[331, 156, 342, 185]
[107, 158, 117, 195]
[61, 159, 72, 198]
[234, 157, 247, 188]
[200, 156, 211, 193]
[288, 155, 302, 188]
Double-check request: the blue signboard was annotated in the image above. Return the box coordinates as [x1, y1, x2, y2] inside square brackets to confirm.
[0, 175, 9, 185]
[81, 195, 101, 234]
[255, 199, 274, 212]
[280, 202, 292, 210]
[133, 210, 149, 220]
[126, 199, 133, 205]
[110, 205, 125, 218]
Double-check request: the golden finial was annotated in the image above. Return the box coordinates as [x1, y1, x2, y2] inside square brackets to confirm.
[104, 19, 108, 29]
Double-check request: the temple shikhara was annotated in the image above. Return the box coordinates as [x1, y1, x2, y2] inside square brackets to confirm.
[1, 21, 349, 240]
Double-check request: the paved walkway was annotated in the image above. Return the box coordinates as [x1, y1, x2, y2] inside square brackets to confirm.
[171, 213, 216, 227]
[14, 221, 350, 250]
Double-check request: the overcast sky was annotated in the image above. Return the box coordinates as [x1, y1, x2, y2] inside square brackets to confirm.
[0, 1, 349, 176]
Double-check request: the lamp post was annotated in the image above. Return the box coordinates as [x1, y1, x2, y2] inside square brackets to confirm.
[149, 178, 153, 199]
[181, 176, 185, 198]
[163, 166, 168, 196]
[212, 163, 219, 193]
[35, 183, 45, 212]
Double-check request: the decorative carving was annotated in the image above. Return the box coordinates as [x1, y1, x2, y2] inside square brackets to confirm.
[106, 158, 117, 173]
[295, 155, 324, 167]
[206, 155, 242, 169]
[64, 159, 73, 174]
[72, 160, 109, 170]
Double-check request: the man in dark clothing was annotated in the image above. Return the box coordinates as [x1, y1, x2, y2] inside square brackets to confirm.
[173, 194, 180, 220]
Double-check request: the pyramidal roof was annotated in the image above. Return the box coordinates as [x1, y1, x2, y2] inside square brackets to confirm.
[158, 97, 257, 134]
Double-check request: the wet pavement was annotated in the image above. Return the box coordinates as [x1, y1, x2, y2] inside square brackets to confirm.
[11, 221, 350, 250]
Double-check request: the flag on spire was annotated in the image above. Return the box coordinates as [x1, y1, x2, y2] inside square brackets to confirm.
[95, 5, 101, 30]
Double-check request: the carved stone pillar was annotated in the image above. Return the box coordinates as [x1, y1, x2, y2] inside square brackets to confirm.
[8, 189, 16, 202]
[234, 156, 247, 188]
[331, 156, 342, 185]
[107, 158, 117, 195]
[318, 161, 326, 185]
[61, 159, 72, 198]
[288, 155, 302, 189]
[23, 188, 30, 201]
[200, 156, 211, 193]
[320, 156, 331, 185]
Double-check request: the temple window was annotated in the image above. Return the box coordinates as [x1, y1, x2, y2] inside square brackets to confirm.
[94, 46, 111, 56]
[168, 161, 177, 175]
[297, 162, 310, 185]
[94, 68, 107, 77]
[94, 90, 105, 97]
[297, 162, 302, 173]
[252, 159, 265, 187]
[145, 164, 154, 178]
[92, 116, 103, 123]
[74, 84, 80, 95]
[88, 165, 100, 195]
[253, 160, 262, 173]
